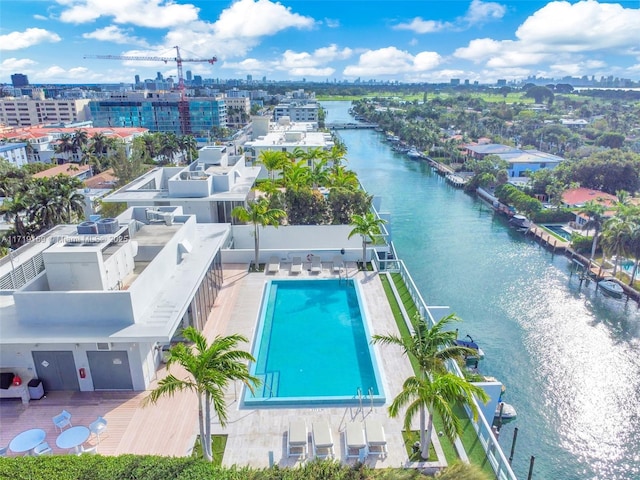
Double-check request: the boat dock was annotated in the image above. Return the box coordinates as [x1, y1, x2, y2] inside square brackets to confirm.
[327, 122, 378, 130]
[526, 225, 570, 252]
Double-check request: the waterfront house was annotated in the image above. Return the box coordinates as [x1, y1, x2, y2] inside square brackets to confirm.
[0, 206, 229, 394]
[464, 143, 564, 177]
[561, 187, 617, 227]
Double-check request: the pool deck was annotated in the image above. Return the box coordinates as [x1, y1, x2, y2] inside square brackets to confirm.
[212, 262, 446, 470]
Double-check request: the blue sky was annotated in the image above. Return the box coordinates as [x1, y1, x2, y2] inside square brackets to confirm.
[1, 0, 639, 85]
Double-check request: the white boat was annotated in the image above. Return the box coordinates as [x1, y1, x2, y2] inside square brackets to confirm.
[598, 280, 624, 299]
[406, 147, 422, 158]
[494, 402, 517, 420]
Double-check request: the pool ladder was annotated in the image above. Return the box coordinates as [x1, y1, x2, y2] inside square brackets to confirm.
[356, 387, 375, 419]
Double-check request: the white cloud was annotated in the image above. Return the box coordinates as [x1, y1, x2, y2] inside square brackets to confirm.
[0, 58, 38, 78]
[515, 0, 640, 52]
[223, 58, 271, 72]
[463, 0, 506, 25]
[288, 67, 334, 77]
[57, 0, 199, 28]
[393, 17, 450, 34]
[454, 38, 505, 62]
[83, 25, 149, 46]
[33, 14, 48, 21]
[275, 45, 351, 77]
[343, 47, 442, 77]
[393, 1, 505, 34]
[0, 28, 61, 50]
[324, 18, 340, 28]
[213, 0, 314, 39]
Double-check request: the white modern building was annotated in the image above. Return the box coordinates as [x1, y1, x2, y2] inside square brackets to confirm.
[103, 146, 260, 224]
[273, 101, 319, 124]
[244, 116, 334, 167]
[0, 206, 229, 393]
[464, 143, 564, 177]
[0, 142, 28, 167]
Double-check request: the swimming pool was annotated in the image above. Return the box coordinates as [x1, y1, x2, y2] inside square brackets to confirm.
[542, 224, 573, 241]
[243, 279, 385, 408]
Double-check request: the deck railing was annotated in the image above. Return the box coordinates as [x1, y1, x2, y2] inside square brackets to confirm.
[372, 243, 518, 480]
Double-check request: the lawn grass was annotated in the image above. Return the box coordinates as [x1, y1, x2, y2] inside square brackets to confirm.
[538, 225, 568, 242]
[191, 435, 227, 465]
[401, 430, 438, 462]
[380, 273, 495, 477]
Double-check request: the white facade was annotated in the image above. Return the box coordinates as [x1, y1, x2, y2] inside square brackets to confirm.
[0, 207, 229, 393]
[0, 98, 91, 127]
[0, 142, 28, 167]
[103, 147, 260, 223]
[273, 101, 319, 124]
[244, 116, 334, 166]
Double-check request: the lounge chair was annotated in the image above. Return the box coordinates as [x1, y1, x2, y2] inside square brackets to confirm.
[291, 256, 303, 274]
[332, 255, 344, 273]
[267, 256, 280, 274]
[310, 256, 322, 273]
[364, 420, 387, 458]
[311, 421, 334, 459]
[344, 423, 367, 458]
[287, 419, 308, 458]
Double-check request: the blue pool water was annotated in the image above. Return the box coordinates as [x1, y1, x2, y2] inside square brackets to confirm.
[542, 224, 573, 241]
[243, 279, 385, 407]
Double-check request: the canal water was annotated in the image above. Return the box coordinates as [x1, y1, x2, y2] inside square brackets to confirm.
[322, 101, 640, 480]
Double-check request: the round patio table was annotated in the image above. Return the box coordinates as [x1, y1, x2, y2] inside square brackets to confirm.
[9, 428, 46, 454]
[56, 426, 90, 452]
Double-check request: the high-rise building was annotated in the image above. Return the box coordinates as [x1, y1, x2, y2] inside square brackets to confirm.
[186, 70, 192, 82]
[247, 74, 252, 83]
[134, 74, 140, 85]
[156, 72, 163, 80]
[11, 73, 29, 87]
[193, 75, 203, 86]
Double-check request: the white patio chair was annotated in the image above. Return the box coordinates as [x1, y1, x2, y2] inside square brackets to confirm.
[33, 442, 52, 456]
[53, 410, 72, 432]
[89, 416, 108, 445]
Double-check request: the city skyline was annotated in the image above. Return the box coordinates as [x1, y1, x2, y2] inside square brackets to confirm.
[1, 0, 640, 85]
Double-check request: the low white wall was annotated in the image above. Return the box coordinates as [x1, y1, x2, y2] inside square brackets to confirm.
[225, 224, 380, 264]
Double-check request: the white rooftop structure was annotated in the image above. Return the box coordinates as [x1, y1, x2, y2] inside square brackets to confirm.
[0, 206, 229, 392]
[103, 146, 260, 223]
[245, 116, 334, 164]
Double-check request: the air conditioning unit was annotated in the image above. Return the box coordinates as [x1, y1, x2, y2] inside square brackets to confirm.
[96, 342, 112, 351]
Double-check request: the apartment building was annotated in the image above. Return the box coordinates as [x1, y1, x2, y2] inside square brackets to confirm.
[0, 98, 91, 127]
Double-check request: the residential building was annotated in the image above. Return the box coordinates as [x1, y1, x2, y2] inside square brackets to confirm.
[0, 97, 91, 127]
[0, 126, 147, 164]
[244, 116, 334, 167]
[273, 101, 319, 124]
[102, 146, 259, 223]
[0, 142, 28, 167]
[89, 91, 226, 136]
[561, 187, 617, 227]
[32, 163, 93, 181]
[0, 206, 229, 392]
[224, 96, 251, 126]
[464, 143, 564, 177]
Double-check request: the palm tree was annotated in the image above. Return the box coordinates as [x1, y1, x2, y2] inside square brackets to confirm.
[54, 134, 74, 162]
[232, 198, 286, 271]
[309, 158, 329, 189]
[329, 165, 358, 191]
[348, 212, 386, 265]
[283, 160, 311, 191]
[144, 327, 260, 462]
[390, 371, 488, 459]
[601, 209, 633, 276]
[579, 200, 607, 267]
[72, 129, 89, 160]
[373, 312, 490, 458]
[258, 150, 287, 182]
[373, 313, 476, 374]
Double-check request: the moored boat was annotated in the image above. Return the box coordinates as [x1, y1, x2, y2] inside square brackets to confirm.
[406, 147, 422, 158]
[495, 402, 517, 420]
[508, 214, 531, 230]
[598, 280, 624, 299]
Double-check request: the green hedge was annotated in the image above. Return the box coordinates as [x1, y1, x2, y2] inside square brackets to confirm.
[0, 457, 436, 480]
[571, 233, 595, 254]
[531, 208, 575, 223]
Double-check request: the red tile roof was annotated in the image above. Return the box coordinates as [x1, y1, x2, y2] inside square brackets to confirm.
[83, 169, 118, 189]
[32, 163, 92, 178]
[562, 188, 617, 207]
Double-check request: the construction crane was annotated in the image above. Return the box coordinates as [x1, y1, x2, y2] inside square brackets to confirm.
[85, 46, 217, 134]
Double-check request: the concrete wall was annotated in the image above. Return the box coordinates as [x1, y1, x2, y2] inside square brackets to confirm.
[0, 341, 148, 392]
[222, 224, 384, 264]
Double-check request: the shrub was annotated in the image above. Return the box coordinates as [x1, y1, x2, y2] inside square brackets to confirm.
[531, 208, 575, 223]
[571, 233, 594, 254]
